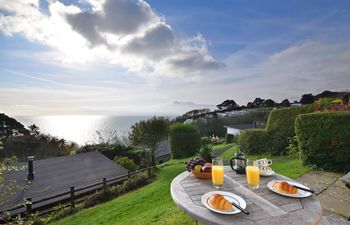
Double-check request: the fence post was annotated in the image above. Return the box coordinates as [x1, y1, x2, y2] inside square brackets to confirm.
[25, 198, 32, 215]
[103, 178, 107, 193]
[128, 170, 131, 179]
[70, 186, 75, 210]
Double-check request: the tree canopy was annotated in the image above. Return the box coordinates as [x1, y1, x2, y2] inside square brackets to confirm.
[129, 116, 169, 166]
[217, 99, 238, 110]
[279, 99, 290, 107]
[300, 94, 315, 105]
[0, 113, 29, 138]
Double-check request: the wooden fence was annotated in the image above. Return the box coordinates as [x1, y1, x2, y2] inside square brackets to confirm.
[0, 166, 154, 220]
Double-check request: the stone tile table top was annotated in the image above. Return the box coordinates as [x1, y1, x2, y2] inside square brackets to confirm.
[171, 167, 322, 225]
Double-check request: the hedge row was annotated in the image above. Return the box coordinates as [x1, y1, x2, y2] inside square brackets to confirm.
[295, 112, 350, 172]
[238, 105, 315, 155]
[169, 123, 201, 158]
[265, 105, 314, 154]
[238, 129, 269, 155]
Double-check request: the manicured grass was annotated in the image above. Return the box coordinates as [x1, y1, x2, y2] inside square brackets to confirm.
[217, 144, 311, 180]
[218, 144, 238, 159]
[50, 158, 196, 225]
[212, 143, 231, 152]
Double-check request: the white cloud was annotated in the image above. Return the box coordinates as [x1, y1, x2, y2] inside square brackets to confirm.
[0, 0, 223, 76]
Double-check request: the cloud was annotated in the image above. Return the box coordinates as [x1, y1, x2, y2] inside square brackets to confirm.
[0, 0, 223, 76]
[172, 100, 214, 108]
[206, 40, 350, 103]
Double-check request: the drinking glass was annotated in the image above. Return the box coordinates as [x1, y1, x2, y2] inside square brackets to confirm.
[246, 160, 260, 189]
[212, 158, 224, 189]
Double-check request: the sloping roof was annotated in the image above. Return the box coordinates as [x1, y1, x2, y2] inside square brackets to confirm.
[224, 124, 265, 130]
[155, 140, 170, 158]
[0, 151, 128, 212]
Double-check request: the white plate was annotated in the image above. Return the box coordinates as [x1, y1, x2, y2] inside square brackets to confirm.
[201, 191, 247, 215]
[267, 180, 312, 198]
[259, 169, 275, 176]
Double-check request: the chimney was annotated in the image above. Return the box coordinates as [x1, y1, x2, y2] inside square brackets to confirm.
[27, 156, 35, 181]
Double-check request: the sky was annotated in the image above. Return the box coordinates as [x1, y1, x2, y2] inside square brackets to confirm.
[0, 0, 350, 116]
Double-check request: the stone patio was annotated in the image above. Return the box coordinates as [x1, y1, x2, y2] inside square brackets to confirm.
[296, 171, 350, 221]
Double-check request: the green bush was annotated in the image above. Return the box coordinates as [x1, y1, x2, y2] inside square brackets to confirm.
[46, 173, 150, 224]
[169, 123, 201, 158]
[266, 105, 314, 154]
[201, 136, 211, 146]
[114, 156, 138, 172]
[199, 144, 213, 162]
[225, 134, 234, 144]
[225, 134, 239, 144]
[238, 129, 269, 155]
[295, 112, 350, 172]
[77, 144, 147, 166]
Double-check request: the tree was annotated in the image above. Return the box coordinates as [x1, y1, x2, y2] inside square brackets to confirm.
[129, 116, 169, 166]
[263, 99, 276, 107]
[341, 94, 349, 104]
[300, 94, 315, 105]
[28, 124, 40, 137]
[246, 102, 255, 108]
[252, 98, 265, 108]
[217, 99, 238, 111]
[0, 113, 29, 138]
[279, 99, 290, 107]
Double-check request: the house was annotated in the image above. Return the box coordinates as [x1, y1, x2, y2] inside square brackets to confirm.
[224, 123, 265, 135]
[0, 151, 128, 215]
[154, 140, 171, 164]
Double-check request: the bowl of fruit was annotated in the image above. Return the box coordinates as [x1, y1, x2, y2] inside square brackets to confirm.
[186, 157, 212, 179]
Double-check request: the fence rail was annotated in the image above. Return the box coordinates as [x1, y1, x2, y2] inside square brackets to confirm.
[0, 166, 154, 219]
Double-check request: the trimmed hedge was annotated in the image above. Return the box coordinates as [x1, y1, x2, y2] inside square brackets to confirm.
[266, 105, 314, 154]
[238, 129, 269, 155]
[169, 123, 201, 158]
[295, 112, 350, 172]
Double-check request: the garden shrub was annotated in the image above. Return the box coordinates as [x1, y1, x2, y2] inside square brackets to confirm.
[169, 123, 201, 158]
[45, 173, 151, 224]
[199, 144, 213, 162]
[77, 144, 146, 166]
[225, 134, 234, 144]
[266, 105, 314, 154]
[114, 156, 138, 172]
[295, 112, 350, 172]
[238, 129, 269, 155]
[201, 136, 211, 146]
[225, 134, 239, 144]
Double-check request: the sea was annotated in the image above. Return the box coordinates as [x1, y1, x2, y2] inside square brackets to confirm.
[16, 115, 175, 145]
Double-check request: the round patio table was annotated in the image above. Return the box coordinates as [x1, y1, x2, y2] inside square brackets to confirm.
[171, 167, 322, 225]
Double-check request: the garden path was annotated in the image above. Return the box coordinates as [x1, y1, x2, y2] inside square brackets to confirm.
[296, 171, 350, 221]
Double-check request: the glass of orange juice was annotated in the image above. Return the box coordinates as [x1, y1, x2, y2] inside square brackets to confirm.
[246, 160, 260, 189]
[212, 158, 224, 189]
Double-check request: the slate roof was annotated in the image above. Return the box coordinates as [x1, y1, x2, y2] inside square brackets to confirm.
[0, 151, 128, 213]
[224, 123, 265, 130]
[155, 140, 170, 157]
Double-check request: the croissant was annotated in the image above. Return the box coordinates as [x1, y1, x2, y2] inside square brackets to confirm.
[209, 194, 232, 211]
[273, 181, 298, 194]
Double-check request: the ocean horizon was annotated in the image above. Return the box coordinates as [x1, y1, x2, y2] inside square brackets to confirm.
[16, 115, 176, 145]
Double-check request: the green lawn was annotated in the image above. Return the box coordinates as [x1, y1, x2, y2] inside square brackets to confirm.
[212, 143, 232, 152]
[51, 146, 310, 225]
[50, 158, 196, 225]
[217, 145, 311, 179]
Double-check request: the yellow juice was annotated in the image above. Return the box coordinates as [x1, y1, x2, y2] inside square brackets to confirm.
[246, 166, 260, 186]
[212, 166, 224, 185]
